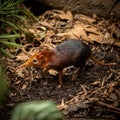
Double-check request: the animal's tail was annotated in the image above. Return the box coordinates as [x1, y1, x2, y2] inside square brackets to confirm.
[90, 55, 116, 66]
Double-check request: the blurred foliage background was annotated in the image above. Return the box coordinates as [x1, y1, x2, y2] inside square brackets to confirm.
[0, 64, 7, 102]
[0, 0, 39, 102]
[11, 100, 64, 120]
[0, 0, 38, 57]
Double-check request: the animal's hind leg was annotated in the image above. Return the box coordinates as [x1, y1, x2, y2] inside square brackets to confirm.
[72, 63, 85, 81]
[72, 67, 81, 81]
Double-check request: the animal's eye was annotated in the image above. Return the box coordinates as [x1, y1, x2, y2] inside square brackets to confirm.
[32, 58, 38, 64]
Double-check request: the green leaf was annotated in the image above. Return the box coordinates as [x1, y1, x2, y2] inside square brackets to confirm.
[0, 64, 7, 103]
[0, 19, 20, 30]
[0, 34, 20, 39]
[11, 101, 64, 120]
[0, 48, 12, 57]
[0, 41, 22, 47]
[12, 14, 28, 22]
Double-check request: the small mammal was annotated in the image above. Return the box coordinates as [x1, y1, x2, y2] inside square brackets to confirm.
[20, 39, 116, 88]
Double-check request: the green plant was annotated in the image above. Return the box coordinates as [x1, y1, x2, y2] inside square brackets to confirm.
[11, 100, 64, 120]
[0, 34, 21, 57]
[0, 64, 7, 103]
[0, 0, 39, 101]
[0, 0, 39, 57]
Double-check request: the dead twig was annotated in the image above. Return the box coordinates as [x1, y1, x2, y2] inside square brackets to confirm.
[94, 100, 120, 113]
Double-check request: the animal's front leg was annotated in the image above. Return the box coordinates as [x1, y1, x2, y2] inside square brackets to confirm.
[57, 70, 63, 88]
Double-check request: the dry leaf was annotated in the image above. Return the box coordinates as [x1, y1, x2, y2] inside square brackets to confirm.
[48, 70, 58, 75]
[88, 33, 103, 43]
[40, 21, 54, 29]
[84, 26, 100, 35]
[108, 82, 116, 93]
[57, 99, 68, 110]
[91, 81, 100, 86]
[21, 84, 27, 90]
[10, 93, 17, 97]
[28, 28, 35, 34]
[15, 80, 21, 85]
[16, 52, 29, 61]
[53, 10, 73, 21]
[56, 23, 88, 40]
[16, 68, 24, 77]
[114, 40, 120, 47]
[78, 14, 96, 23]
[103, 89, 108, 95]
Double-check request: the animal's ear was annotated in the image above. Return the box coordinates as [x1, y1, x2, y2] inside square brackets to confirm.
[40, 55, 45, 63]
